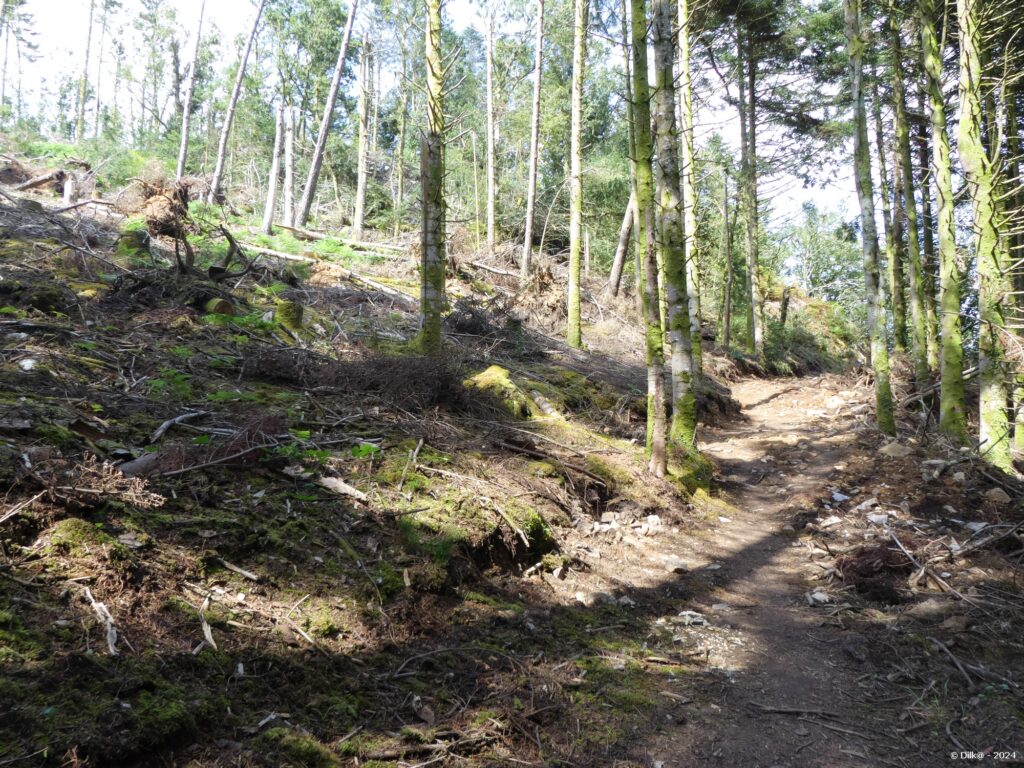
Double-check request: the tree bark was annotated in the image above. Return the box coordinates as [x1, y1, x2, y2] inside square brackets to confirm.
[393, 46, 409, 239]
[176, 0, 206, 180]
[352, 40, 371, 240]
[677, 0, 702, 378]
[888, 2, 930, 388]
[75, 0, 95, 142]
[93, 4, 107, 139]
[720, 165, 734, 350]
[419, 0, 446, 354]
[957, 0, 1013, 469]
[207, 0, 265, 203]
[736, 30, 762, 357]
[485, 0, 497, 253]
[282, 105, 295, 228]
[566, 0, 588, 349]
[652, 0, 696, 451]
[261, 102, 284, 235]
[520, 0, 544, 281]
[920, 0, 967, 443]
[630, 0, 667, 475]
[607, 193, 634, 296]
[295, 0, 359, 226]
[916, 84, 940, 371]
[845, 0, 896, 435]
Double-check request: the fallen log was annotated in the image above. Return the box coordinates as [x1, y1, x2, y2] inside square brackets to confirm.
[270, 224, 406, 253]
[13, 169, 66, 191]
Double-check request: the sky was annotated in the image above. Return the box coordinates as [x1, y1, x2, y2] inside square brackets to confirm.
[20, 0, 855, 225]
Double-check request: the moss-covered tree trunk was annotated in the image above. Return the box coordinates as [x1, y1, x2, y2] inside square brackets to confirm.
[394, 48, 409, 238]
[352, 40, 371, 240]
[630, 0, 667, 476]
[607, 194, 634, 296]
[888, 3, 930, 388]
[957, 0, 1014, 470]
[720, 165, 734, 351]
[652, 0, 697, 450]
[485, 1, 498, 254]
[521, 0, 545, 281]
[295, 0, 358, 225]
[845, 0, 896, 435]
[419, 0, 446, 354]
[920, 0, 968, 443]
[871, 70, 905, 354]
[916, 85, 941, 371]
[1006, 86, 1024, 452]
[566, 0, 588, 349]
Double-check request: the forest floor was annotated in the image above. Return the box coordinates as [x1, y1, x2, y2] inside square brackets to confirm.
[1, 178, 1023, 767]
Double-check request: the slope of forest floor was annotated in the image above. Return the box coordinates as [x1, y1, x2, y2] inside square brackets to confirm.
[0, 177, 1022, 768]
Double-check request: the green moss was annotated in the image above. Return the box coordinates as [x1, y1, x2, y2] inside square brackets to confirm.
[667, 448, 715, 493]
[34, 422, 78, 448]
[464, 365, 538, 419]
[584, 456, 631, 492]
[462, 590, 525, 613]
[259, 727, 340, 767]
[305, 608, 342, 639]
[0, 608, 45, 662]
[132, 690, 197, 747]
[274, 300, 304, 332]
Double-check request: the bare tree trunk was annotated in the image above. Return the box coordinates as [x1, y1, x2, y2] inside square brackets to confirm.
[93, 7, 107, 139]
[176, 0, 206, 180]
[485, 0, 497, 253]
[295, 0, 359, 226]
[207, 0, 265, 203]
[282, 105, 296, 228]
[736, 31, 762, 357]
[566, 0, 588, 349]
[75, 0, 95, 142]
[520, 0, 544, 280]
[720, 165, 733, 350]
[677, 0, 702, 377]
[261, 103, 284, 235]
[393, 47, 409, 239]
[607, 193, 634, 296]
[419, 0, 446, 354]
[352, 40, 371, 240]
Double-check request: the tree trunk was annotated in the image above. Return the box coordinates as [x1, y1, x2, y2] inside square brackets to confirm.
[485, 1, 497, 254]
[916, 84, 940, 371]
[566, 0, 587, 349]
[295, 0, 359, 226]
[721, 165, 733, 350]
[419, 0, 446, 354]
[352, 40, 371, 240]
[678, 0, 702, 378]
[737, 31, 762, 357]
[1006, 85, 1024, 452]
[207, 0, 265, 203]
[521, 0, 544, 281]
[393, 49, 409, 239]
[261, 103, 284, 235]
[471, 131, 481, 252]
[75, 0, 95, 142]
[620, 0, 642, 313]
[282, 105, 295, 228]
[845, 0, 896, 435]
[93, 8, 107, 139]
[607, 194, 634, 296]
[957, 0, 1013, 470]
[652, 0, 697, 450]
[630, 0, 667, 475]
[890, 147, 910, 350]
[176, 0, 206, 180]
[920, 0, 967, 443]
[888, 2, 930, 388]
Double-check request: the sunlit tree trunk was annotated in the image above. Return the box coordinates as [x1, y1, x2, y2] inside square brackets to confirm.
[1006, 86, 1024, 451]
[607, 194, 634, 296]
[261, 102, 284, 235]
[920, 0, 967, 442]
[521, 0, 544, 281]
[957, 0, 1013, 469]
[845, 0, 896, 435]
[620, 0, 642, 312]
[485, 0, 497, 253]
[353, 40, 371, 240]
[720, 165, 734, 350]
[566, 0, 588, 348]
[93, 3, 108, 139]
[176, 0, 205, 180]
[678, 0, 702, 377]
[653, 0, 696, 450]
[916, 85, 941, 371]
[75, 0, 95, 142]
[295, 0, 358, 225]
[419, 0, 446, 354]
[630, 0, 666, 475]
[394, 50, 409, 239]
[208, 0, 265, 203]
[888, 2, 930, 388]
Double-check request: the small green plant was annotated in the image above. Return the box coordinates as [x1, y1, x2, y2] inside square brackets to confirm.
[148, 368, 193, 400]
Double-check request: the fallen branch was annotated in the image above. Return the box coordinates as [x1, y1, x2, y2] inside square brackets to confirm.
[216, 557, 261, 582]
[198, 595, 218, 651]
[0, 492, 46, 526]
[151, 410, 209, 442]
[159, 442, 278, 477]
[83, 587, 119, 656]
[315, 475, 369, 504]
[468, 261, 518, 277]
[497, 441, 606, 487]
[13, 169, 65, 191]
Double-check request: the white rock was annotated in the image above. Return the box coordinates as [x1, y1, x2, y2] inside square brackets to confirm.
[964, 521, 987, 533]
[18, 358, 37, 371]
[831, 491, 850, 502]
[646, 514, 662, 527]
[866, 513, 889, 526]
[819, 515, 842, 528]
[852, 497, 879, 512]
[952, 472, 967, 484]
[985, 487, 1012, 506]
[718, 516, 732, 524]
[806, 589, 831, 605]
[879, 442, 914, 458]
[677, 610, 706, 626]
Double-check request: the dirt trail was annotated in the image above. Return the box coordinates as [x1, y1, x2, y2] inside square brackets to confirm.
[649, 374, 913, 767]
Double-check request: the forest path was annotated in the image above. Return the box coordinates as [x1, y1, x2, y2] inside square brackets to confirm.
[650, 374, 913, 767]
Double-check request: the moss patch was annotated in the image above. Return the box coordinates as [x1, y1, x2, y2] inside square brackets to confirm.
[259, 727, 340, 767]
